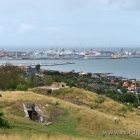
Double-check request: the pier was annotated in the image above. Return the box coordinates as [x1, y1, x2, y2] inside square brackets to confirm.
[0, 62, 75, 67]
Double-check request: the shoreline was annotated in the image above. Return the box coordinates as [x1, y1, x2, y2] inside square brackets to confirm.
[0, 57, 140, 60]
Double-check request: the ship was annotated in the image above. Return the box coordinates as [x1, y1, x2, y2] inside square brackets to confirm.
[111, 48, 128, 59]
[111, 54, 120, 59]
[111, 54, 128, 59]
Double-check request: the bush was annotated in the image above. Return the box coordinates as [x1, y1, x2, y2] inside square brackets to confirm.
[8, 88, 13, 91]
[121, 107, 127, 112]
[90, 104, 99, 109]
[0, 117, 11, 128]
[16, 84, 28, 91]
[0, 95, 11, 128]
[55, 101, 59, 106]
[127, 104, 133, 111]
[133, 103, 138, 108]
[95, 96, 105, 104]
[137, 112, 140, 116]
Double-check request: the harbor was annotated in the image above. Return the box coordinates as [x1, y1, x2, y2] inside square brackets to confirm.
[0, 47, 140, 60]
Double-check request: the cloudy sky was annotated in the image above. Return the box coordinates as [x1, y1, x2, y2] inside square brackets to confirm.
[0, 0, 140, 49]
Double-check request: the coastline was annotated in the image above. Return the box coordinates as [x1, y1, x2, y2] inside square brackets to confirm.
[0, 56, 138, 60]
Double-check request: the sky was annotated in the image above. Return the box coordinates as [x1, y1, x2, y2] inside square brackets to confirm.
[1, 0, 140, 50]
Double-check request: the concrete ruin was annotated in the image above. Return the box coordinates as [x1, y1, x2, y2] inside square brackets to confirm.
[39, 82, 68, 95]
[23, 102, 49, 124]
[51, 82, 67, 88]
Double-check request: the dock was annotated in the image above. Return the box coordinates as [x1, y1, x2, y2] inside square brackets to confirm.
[0, 62, 75, 67]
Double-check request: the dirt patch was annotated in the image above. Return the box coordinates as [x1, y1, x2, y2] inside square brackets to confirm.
[50, 108, 66, 122]
[37, 103, 49, 116]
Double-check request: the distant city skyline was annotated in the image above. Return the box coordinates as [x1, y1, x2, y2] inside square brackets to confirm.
[2, 45, 140, 52]
[0, 0, 140, 48]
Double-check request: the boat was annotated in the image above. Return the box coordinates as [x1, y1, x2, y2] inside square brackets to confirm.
[66, 62, 75, 64]
[129, 54, 140, 58]
[111, 54, 128, 59]
[121, 54, 128, 58]
[83, 56, 88, 59]
[45, 48, 73, 58]
[74, 51, 85, 58]
[111, 54, 120, 59]
[84, 49, 102, 59]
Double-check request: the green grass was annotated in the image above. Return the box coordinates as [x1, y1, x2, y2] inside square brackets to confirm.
[1, 90, 140, 140]
[0, 101, 87, 139]
[0, 113, 90, 140]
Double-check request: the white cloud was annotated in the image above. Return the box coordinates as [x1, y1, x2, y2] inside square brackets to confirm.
[47, 27, 60, 33]
[105, 0, 140, 10]
[19, 23, 37, 33]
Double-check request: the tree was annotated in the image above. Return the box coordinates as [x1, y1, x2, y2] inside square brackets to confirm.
[136, 82, 140, 87]
[45, 75, 54, 86]
[0, 64, 22, 90]
[121, 87, 127, 93]
[26, 76, 40, 87]
[117, 80, 123, 89]
[35, 64, 41, 72]
[16, 84, 28, 91]
[119, 93, 136, 103]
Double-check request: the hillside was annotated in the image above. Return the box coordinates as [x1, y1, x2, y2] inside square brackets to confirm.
[0, 88, 140, 140]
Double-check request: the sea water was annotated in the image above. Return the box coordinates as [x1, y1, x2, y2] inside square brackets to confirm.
[4, 58, 140, 79]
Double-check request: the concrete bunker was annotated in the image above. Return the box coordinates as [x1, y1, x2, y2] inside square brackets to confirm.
[23, 102, 49, 124]
[51, 82, 66, 88]
[38, 82, 68, 95]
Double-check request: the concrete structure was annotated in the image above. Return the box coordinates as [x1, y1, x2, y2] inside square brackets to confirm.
[39, 82, 68, 95]
[51, 82, 66, 88]
[23, 102, 49, 124]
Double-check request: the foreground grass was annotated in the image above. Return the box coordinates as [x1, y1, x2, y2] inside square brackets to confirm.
[0, 90, 140, 139]
[0, 134, 88, 140]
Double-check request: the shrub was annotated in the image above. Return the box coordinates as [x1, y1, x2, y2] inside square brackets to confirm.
[77, 116, 81, 122]
[53, 90, 61, 96]
[16, 84, 28, 91]
[95, 96, 105, 104]
[127, 104, 133, 111]
[55, 101, 59, 106]
[133, 103, 138, 108]
[91, 105, 94, 109]
[8, 88, 13, 91]
[0, 117, 11, 128]
[137, 112, 140, 116]
[0, 94, 11, 128]
[121, 107, 127, 112]
[90, 104, 99, 109]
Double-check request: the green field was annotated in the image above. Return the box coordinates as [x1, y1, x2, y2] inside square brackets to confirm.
[0, 88, 140, 140]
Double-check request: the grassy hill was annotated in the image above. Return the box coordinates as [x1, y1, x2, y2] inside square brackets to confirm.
[0, 88, 140, 140]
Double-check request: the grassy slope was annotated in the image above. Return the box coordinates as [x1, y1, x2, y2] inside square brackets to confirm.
[0, 89, 140, 140]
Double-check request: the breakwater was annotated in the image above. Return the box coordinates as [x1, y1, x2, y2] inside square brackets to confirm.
[0, 62, 75, 67]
